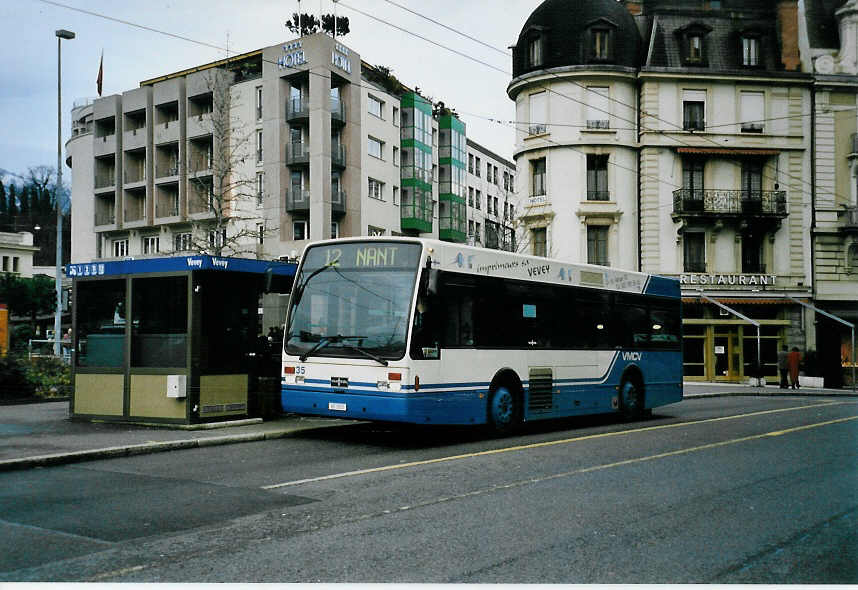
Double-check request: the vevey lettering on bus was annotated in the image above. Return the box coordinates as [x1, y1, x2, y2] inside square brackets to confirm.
[622, 351, 642, 361]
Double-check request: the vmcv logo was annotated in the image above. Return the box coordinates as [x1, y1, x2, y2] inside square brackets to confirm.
[622, 352, 642, 361]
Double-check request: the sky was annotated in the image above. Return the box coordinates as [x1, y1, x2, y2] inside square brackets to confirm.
[0, 0, 543, 183]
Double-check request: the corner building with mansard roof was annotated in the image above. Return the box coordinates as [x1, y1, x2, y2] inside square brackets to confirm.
[508, 0, 830, 384]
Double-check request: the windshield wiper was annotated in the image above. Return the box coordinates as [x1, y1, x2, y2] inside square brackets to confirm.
[298, 334, 367, 362]
[342, 344, 389, 366]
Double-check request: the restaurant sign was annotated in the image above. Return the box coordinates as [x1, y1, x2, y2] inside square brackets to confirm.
[679, 273, 777, 286]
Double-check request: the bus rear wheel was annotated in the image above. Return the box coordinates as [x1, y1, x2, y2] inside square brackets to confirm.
[619, 377, 645, 422]
[488, 386, 520, 433]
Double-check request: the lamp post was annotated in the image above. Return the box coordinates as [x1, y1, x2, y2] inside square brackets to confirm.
[55, 29, 74, 356]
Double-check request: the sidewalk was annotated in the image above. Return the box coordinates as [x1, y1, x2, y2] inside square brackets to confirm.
[1, 383, 855, 472]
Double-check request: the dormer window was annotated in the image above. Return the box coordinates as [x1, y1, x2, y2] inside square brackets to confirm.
[529, 36, 543, 68]
[677, 24, 711, 67]
[586, 18, 616, 63]
[593, 29, 610, 60]
[740, 34, 761, 67]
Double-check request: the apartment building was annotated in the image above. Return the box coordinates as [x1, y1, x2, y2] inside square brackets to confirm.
[66, 33, 517, 268]
[466, 140, 517, 251]
[0, 231, 38, 277]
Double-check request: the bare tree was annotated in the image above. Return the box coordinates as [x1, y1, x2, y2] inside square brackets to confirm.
[186, 67, 275, 257]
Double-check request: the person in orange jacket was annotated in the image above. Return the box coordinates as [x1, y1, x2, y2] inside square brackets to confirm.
[788, 347, 802, 389]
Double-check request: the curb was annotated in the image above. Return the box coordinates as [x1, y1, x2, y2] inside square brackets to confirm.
[0, 422, 350, 473]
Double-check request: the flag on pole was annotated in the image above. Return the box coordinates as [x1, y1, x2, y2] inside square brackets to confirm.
[96, 51, 103, 97]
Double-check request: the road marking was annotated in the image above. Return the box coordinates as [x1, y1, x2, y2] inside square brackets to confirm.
[342, 415, 858, 523]
[86, 564, 146, 581]
[262, 401, 856, 490]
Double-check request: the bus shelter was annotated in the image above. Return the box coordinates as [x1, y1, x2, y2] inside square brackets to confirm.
[69, 256, 295, 425]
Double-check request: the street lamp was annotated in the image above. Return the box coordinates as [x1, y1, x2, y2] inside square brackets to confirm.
[55, 28, 74, 356]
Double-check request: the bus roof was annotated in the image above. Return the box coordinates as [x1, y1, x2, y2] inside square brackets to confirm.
[300, 237, 680, 298]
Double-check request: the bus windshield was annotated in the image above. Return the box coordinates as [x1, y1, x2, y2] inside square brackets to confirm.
[285, 241, 423, 361]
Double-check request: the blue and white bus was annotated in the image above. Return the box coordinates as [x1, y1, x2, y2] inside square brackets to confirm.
[281, 237, 682, 431]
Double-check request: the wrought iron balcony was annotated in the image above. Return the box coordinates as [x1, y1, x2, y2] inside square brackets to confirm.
[331, 144, 346, 169]
[331, 189, 346, 215]
[286, 142, 309, 166]
[672, 189, 787, 218]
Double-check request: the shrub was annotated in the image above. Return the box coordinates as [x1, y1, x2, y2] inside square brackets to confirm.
[0, 354, 33, 400]
[0, 354, 71, 400]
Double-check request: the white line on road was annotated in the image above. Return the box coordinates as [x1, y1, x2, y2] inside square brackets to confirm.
[262, 400, 856, 490]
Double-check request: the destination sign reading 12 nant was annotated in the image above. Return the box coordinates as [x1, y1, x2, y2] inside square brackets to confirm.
[306, 242, 421, 271]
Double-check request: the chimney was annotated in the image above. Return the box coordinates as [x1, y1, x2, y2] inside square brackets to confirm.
[622, 0, 642, 17]
[777, 0, 800, 71]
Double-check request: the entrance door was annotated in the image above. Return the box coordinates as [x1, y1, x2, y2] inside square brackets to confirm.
[713, 329, 740, 381]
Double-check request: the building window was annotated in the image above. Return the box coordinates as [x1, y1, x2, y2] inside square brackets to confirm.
[529, 91, 547, 135]
[742, 232, 764, 273]
[848, 243, 858, 272]
[742, 161, 763, 211]
[532, 227, 547, 257]
[586, 154, 609, 200]
[741, 36, 760, 67]
[532, 158, 546, 197]
[293, 220, 308, 241]
[174, 232, 192, 252]
[208, 229, 226, 249]
[683, 90, 706, 130]
[256, 172, 264, 206]
[256, 130, 263, 163]
[468, 186, 474, 207]
[468, 220, 474, 237]
[368, 95, 383, 118]
[143, 236, 160, 254]
[368, 136, 383, 159]
[368, 177, 384, 200]
[587, 226, 609, 266]
[475, 190, 481, 210]
[257, 223, 265, 245]
[255, 86, 263, 120]
[678, 26, 710, 66]
[393, 186, 399, 205]
[493, 197, 499, 216]
[475, 157, 481, 177]
[475, 222, 482, 242]
[682, 158, 705, 202]
[683, 232, 706, 272]
[393, 146, 399, 166]
[591, 28, 611, 61]
[12, 257, 19, 273]
[368, 225, 385, 236]
[740, 91, 765, 133]
[468, 153, 474, 174]
[586, 87, 610, 128]
[1, 256, 8, 272]
[528, 36, 543, 68]
[392, 106, 399, 126]
[503, 171, 510, 191]
[112, 239, 128, 258]
[331, 222, 339, 240]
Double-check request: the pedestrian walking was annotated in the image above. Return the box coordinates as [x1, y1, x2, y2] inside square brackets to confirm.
[777, 345, 789, 389]
[788, 347, 802, 389]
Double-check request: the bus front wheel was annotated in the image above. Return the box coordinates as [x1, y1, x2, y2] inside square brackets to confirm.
[488, 386, 520, 433]
[619, 377, 645, 421]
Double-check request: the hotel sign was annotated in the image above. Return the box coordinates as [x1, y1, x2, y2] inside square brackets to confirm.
[332, 43, 352, 74]
[278, 41, 306, 70]
[680, 273, 777, 286]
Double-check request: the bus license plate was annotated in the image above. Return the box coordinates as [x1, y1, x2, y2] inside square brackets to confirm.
[328, 402, 347, 411]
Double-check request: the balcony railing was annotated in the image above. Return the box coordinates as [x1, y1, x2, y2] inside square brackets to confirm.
[287, 142, 309, 166]
[842, 205, 858, 231]
[285, 188, 310, 213]
[331, 144, 346, 168]
[94, 211, 115, 226]
[672, 189, 787, 217]
[586, 190, 611, 201]
[331, 97, 346, 125]
[331, 189, 346, 214]
[156, 200, 180, 218]
[586, 120, 610, 130]
[94, 173, 115, 189]
[156, 164, 180, 178]
[286, 97, 309, 121]
[528, 124, 547, 136]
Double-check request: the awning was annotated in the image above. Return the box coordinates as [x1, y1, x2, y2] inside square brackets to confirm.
[682, 297, 806, 305]
[676, 147, 780, 156]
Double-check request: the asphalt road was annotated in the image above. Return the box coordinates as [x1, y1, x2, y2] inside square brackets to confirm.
[1, 395, 856, 583]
